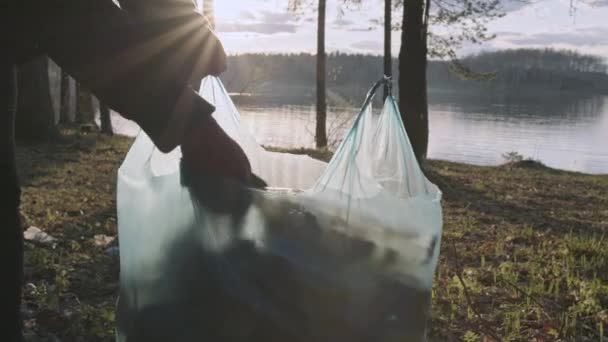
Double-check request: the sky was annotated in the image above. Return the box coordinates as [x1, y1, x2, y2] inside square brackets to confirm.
[200, 0, 608, 60]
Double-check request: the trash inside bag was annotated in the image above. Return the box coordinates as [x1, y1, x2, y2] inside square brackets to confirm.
[116, 77, 443, 342]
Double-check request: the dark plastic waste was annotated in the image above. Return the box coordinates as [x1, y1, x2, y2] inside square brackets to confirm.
[116, 77, 443, 342]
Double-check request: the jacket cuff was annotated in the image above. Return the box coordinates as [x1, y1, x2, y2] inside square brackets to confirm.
[155, 87, 215, 153]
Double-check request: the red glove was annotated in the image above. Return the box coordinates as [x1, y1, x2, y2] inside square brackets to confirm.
[181, 114, 252, 184]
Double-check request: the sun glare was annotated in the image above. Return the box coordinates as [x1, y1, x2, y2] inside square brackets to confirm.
[199, 0, 251, 21]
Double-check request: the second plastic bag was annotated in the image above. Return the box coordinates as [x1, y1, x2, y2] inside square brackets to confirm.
[116, 77, 442, 342]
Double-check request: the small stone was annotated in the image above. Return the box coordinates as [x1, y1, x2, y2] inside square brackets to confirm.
[22, 328, 37, 340]
[93, 234, 115, 247]
[37, 309, 68, 332]
[105, 246, 120, 257]
[23, 227, 57, 246]
[25, 282, 37, 293]
[20, 303, 36, 319]
[23, 266, 35, 278]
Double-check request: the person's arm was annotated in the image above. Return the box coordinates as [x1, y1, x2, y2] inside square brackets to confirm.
[37, 0, 226, 152]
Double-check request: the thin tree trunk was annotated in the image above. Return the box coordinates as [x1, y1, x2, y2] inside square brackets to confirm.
[100, 102, 113, 135]
[384, 0, 392, 100]
[0, 63, 24, 342]
[76, 82, 95, 124]
[315, 0, 328, 148]
[399, 0, 428, 162]
[15, 55, 58, 141]
[59, 68, 70, 124]
[75, 81, 81, 123]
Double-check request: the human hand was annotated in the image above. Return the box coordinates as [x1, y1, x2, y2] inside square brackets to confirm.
[181, 114, 251, 184]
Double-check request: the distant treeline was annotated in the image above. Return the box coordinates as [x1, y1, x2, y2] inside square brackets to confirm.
[221, 53, 393, 106]
[220, 49, 608, 106]
[430, 49, 608, 95]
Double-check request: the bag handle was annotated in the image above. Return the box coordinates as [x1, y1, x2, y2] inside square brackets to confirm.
[359, 75, 392, 113]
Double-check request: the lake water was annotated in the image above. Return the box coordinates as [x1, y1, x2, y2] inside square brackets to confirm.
[107, 93, 608, 175]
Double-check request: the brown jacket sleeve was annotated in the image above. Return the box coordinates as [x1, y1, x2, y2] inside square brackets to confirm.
[34, 0, 225, 152]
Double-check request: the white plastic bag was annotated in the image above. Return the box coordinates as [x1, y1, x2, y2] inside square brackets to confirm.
[116, 77, 442, 342]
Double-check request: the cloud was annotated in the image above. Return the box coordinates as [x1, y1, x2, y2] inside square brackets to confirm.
[350, 40, 382, 51]
[586, 0, 608, 6]
[498, 0, 608, 15]
[218, 22, 298, 34]
[462, 25, 608, 60]
[346, 26, 373, 32]
[332, 18, 354, 28]
[500, 0, 537, 13]
[237, 10, 256, 20]
[256, 10, 295, 24]
[503, 26, 608, 46]
[217, 9, 300, 35]
[493, 31, 524, 38]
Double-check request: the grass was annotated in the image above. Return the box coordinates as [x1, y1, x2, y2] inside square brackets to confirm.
[17, 130, 131, 342]
[17, 131, 607, 341]
[425, 161, 608, 341]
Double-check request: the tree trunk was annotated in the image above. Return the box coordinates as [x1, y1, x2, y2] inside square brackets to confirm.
[399, 0, 428, 162]
[15, 55, 58, 141]
[202, 0, 215, 30]
[59, 68, 71, 124]
[76, 82, 95, 124]
[384, 0, 392, 100]
[100, 102, 113, 135]
[0, 64, 24, 342]
[315, 0, 328, 148]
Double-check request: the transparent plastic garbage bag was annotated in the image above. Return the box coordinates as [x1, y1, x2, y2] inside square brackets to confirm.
[116, 77, 443, 342]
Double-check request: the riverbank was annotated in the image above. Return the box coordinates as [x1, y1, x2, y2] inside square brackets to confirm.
[17, 132, 607, 341]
